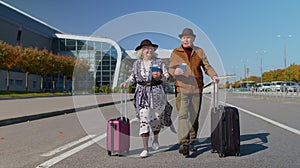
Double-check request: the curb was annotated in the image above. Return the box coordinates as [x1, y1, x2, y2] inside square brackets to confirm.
[0, 98, 134, 127]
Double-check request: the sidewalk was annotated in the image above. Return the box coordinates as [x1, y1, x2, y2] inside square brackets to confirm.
[0, 94, 132, 127]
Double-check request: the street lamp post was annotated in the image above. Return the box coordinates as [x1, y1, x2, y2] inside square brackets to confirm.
[256, 50, 267, 83]
[277, 34, 292, 69]
[244, 63, 246, 79]
[241, 59, 248, 79]
[261, 54, 262, 83]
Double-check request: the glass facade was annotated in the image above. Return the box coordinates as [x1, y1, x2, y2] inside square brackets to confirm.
[54, 34, 129, 88]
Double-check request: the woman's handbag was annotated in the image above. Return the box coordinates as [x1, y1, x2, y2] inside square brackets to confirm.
[160, 102, 173, 127]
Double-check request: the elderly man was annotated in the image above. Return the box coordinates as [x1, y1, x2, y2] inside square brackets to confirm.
[168, 28, 218, 156]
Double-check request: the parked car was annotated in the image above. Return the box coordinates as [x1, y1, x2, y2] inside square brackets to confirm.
[262, 82, 271, 92]
[280, 82, 287, 92]
[287, 81, 299, 92]
[270, 81, 284, 92]
[256, 83, 263, 92]
[256, 82, 271, 92]
[280, 81, 298, 92]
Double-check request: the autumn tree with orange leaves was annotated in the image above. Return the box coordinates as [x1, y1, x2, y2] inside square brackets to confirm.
[57, 55, 76, 91]
[0, 41, 22, 90]
[0, 41, 78, 92]
[19, 47, 40, 91]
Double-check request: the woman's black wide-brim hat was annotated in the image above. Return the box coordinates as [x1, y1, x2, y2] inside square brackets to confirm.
[135, 39, 158, 51]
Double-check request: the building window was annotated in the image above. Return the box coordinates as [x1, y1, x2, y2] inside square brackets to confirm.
[15, 80, 23, 86]
[102, 61, 110, 66]
[9, 79, 14, 85]
[77, 40, 85, 50]
[101, 71, 110, 76]
[86, 41, 94, 50]
[66, 39, 76, 50]
[102, 77, 110, 81]
[59, 39, 66, 51]
[33, 81, 37, 88]
[102, 66, 110, 70]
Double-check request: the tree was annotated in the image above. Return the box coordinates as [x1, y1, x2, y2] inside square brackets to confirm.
[19, 47, 40, 91]
[284, 64, 300, 82]
[1, 42, 77, 92]
[262, 69, 285, 82]
[36, 49, 51, 91]
[60, 56, 76, 91]
[243, 76, 261, 83]
[0, 42, 22, 90]
[232, 80, 240, 88]
[47, 53, 61, 90]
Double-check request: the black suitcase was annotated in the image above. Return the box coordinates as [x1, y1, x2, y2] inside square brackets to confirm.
[211, 83, 240, 157]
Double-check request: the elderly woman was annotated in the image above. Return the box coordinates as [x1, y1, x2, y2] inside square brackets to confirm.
[121, 39, 170, 158]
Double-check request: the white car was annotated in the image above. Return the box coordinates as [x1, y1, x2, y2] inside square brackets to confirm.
[261, 82, 271, 92]
[256, 83, 263, 92]
[270, 81, 284, 92]
[280, 81, 299, 92]
[286, 81, 298, 92]
[256, 82, 271, 92]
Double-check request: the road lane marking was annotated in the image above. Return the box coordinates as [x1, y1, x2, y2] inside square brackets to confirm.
[36, 134, 106, 168]
[36, 114, 145, 167]
[41, 135, 96, 157]
[37, 99, 175, 167]
[204, 95, 300, 136]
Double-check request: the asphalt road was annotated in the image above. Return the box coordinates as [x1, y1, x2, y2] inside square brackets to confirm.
[0, 93, 300, 168]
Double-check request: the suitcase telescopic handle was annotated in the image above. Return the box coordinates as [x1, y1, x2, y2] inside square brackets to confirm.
[213, 82, 219, 110]
[121, 88, 127, 120]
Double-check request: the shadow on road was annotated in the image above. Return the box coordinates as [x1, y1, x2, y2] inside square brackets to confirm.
[165, 132, 270, 158]
[239, 132, 269, 156]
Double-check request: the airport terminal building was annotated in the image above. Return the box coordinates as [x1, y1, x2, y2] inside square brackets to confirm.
[0, 1, 133, 91]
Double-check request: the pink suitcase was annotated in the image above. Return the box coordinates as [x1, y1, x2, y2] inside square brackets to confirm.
[106, 89, 130, 156]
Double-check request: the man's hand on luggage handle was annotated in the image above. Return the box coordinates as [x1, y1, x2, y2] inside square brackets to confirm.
[212, 76, 219, 83]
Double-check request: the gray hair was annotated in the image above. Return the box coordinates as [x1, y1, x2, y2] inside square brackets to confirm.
[135, 48, 158, 59]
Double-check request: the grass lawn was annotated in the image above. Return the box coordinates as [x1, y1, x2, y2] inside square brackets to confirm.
[0, 91, 72, 98]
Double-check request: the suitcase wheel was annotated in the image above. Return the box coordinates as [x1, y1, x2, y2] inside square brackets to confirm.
[211, 149, 217, 153]
[118, 150, 129, 157]
[219, 152, 225, 158]
[107, 151, 112, 156]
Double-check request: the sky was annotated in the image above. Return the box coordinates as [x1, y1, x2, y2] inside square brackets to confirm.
[2, 0, 300, 81]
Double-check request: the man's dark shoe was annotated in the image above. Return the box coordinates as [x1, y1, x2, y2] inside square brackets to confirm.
[189, 144, 197, 152]
[179, 144, 189, 156]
